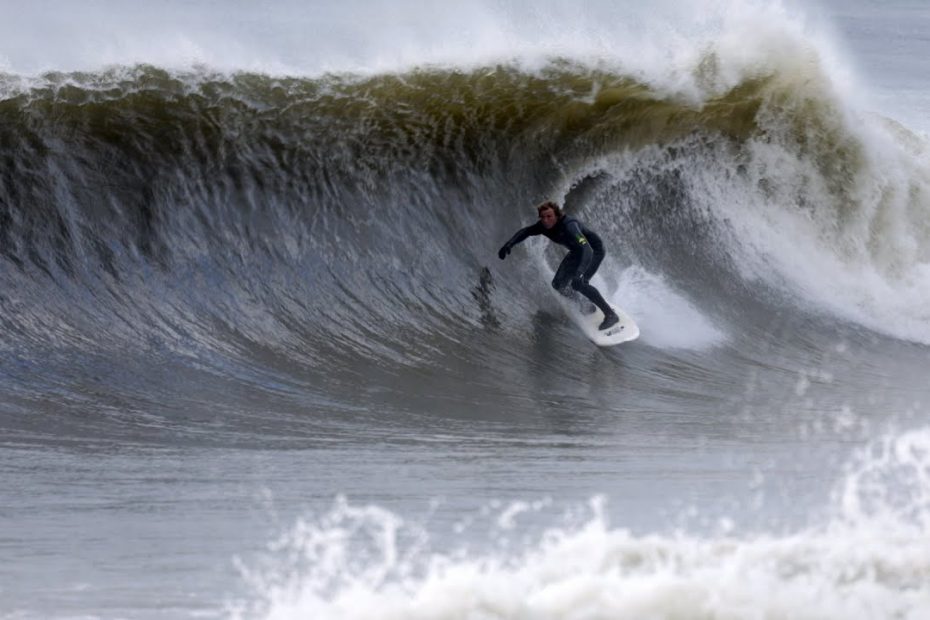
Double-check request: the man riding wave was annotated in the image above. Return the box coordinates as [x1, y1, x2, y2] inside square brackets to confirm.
[498, 201, 620, 330]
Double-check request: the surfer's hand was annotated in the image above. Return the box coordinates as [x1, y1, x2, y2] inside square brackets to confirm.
[498, 244, 511, 260]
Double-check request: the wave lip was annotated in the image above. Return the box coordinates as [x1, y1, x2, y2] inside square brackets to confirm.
[0, 0, 848, 82]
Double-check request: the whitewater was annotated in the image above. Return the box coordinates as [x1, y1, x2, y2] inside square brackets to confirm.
[2, 1, 930, 618]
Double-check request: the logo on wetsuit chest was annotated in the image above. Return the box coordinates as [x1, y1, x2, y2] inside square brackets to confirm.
[577, 235, 588, 245]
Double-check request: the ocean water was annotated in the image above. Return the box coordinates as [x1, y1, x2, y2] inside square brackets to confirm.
[2, 1, 930, 618]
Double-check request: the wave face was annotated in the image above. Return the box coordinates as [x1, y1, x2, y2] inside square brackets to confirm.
[3, 59, 930, 335]
[2, 2, 930, 447]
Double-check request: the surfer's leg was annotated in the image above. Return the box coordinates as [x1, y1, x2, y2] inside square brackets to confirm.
[581, 246, 605, 283]
[570, 278, 611, 316]
[572, 278, 619, 329]
[553, 255, 594, 312]
[551, 254, 580, 298]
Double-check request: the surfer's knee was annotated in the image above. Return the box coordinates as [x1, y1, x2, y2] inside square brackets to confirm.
[552, 280, 571, 297]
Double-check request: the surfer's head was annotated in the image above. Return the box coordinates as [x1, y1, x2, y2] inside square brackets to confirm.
[537, 201, 561, 229]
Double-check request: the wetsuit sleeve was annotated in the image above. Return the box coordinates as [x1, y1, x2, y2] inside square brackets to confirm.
[499, 222, 543, 259]
[504, 222, 543, 248]
[564, 220, 594, 270]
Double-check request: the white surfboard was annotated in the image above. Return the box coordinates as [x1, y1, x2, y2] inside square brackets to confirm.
[559, 299, 640, 347]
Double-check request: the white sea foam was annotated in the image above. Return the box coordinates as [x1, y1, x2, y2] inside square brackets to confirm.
[699, 104, 930, 344]
[569, 263, 725, 350]
[233, 428, 930, 620]
[573, 58, 930, 345]
[606, 267, 724, 350]
[532, 249, 724, 351]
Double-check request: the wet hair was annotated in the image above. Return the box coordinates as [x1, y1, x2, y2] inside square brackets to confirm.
[536, 201, 562, 218]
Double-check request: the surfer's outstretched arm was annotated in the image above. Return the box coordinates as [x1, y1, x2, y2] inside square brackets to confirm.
[498, 223, 542, 259]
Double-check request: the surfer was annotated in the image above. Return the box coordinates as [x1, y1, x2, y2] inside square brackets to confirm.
[498, 201, 619, 330]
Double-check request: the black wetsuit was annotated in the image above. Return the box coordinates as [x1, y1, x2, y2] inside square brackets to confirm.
[499, 216, 613, 318]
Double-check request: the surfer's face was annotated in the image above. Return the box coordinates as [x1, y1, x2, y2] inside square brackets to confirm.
[539, 208, 558, 229]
